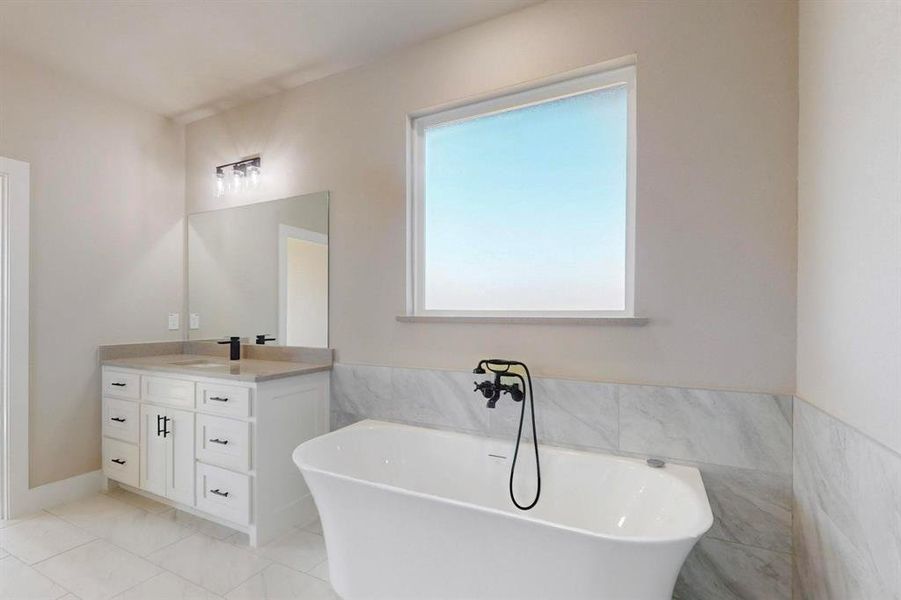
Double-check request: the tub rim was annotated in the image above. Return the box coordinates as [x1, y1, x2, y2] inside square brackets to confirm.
[293, 419, 714, 545]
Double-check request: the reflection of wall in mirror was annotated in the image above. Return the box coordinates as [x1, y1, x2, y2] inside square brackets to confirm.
[188, 192, 328, 344]
[285, 237, 328, 347]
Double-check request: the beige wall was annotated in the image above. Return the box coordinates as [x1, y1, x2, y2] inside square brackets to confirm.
[0, 52, 185, 486]
[186, 0, 798, 393]
[797, 0, 901, 454]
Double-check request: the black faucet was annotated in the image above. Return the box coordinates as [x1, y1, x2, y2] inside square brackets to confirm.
[472, 358, 541, 511]
[218, 336, 241, 360]
[473, 359, 525, 408]
[255, 334, 276, 345]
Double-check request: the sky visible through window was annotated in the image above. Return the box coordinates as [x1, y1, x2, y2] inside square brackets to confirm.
[423, 85, 628, 311]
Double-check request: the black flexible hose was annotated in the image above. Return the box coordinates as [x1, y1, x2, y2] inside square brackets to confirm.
[477, 359, 541, 510]
[507, 363, 541, 510]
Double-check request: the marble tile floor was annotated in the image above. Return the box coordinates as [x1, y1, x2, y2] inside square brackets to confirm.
[0, 491, 335, 600]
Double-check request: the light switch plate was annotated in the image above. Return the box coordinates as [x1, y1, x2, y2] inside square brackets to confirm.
[168, 313, 180, 330]
[190, 313, 200, 330]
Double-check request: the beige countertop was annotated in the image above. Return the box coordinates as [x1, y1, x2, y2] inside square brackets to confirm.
[102, 353, 332, 382]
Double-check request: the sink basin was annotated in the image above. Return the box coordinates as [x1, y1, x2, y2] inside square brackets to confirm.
[169, 359, 227, 368]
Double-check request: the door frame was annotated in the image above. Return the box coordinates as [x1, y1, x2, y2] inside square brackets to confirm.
[0, 156, 30, 520]
[277, 224, 328, 346]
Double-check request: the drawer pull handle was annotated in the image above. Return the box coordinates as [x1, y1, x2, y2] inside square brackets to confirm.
[111, 382, 127, 387]
[110, 417, 126, 423]
[209, 438, 229, 445]
[210, 488, 229, 498]
[209, 396, 229, 402]
[110, 458, 126, 465]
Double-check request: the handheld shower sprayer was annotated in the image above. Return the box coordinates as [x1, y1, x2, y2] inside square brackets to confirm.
[473, 359, 540, 510]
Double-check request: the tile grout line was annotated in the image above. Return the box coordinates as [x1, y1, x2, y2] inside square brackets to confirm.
[147, 530, 280, 597]
[789, 395, 795, 590]
[144, 532, 229, 597]
[8, 494, 335, 599]
[703, 533, 793, 556]
[110, 492, 329, 594]
[616, 384, 621, 451]
[52, 586, 71, 600]
[31, 496, 207, 598]
[219, 525, 331, 591]
[26, 538, 109, 600]
[2, 509, 98, 598]
[217, 554, 273, 597]
[0, 552, 81, 599]
[28, 537, 99, 569]
[306, 557, 330, 583]
[31, 535, 160, 598]
[21, 494, 346, 596]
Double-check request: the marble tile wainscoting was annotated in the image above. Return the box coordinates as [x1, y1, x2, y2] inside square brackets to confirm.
[331, 363, 793, 600]
[793, 398, 901, 599]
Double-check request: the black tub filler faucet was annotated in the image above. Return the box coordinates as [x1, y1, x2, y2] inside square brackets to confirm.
[473, 361, 525, 408]
[472, 358, 540, 511]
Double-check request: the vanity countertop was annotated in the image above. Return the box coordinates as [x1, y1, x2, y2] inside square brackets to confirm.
[102, 353, 332, 382]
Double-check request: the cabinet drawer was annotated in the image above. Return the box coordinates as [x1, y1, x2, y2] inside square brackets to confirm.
[102, 369, 140, 400]
[195, 463, 251, 525]
[102, 397, 138, 443]
[196, 383, 251, 418]
[196, 414, 251, 472]
[142, 375, 195, 408]
[102, 437, 139, 488]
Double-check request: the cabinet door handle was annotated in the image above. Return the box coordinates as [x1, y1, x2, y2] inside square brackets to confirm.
[111, 382, 127, 387]
[209, 438, 229, 445]
[111, 458, 126, 465]
[163, 416, 171, 438]
[110, 417, 126, 423]
[209, 396, 229, 402]
[210, 488, 229, 497]
[157, 414, 164, 437]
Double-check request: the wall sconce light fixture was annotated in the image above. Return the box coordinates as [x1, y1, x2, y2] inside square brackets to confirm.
[216, 156, 261, 197]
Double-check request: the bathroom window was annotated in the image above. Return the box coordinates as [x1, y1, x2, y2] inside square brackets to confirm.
[407, 64, 636, 318]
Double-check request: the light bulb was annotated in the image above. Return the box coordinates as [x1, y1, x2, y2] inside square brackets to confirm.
[232, 169, 245, 193]
[215, 171, 225, 197]
[247, 164, 261, 189]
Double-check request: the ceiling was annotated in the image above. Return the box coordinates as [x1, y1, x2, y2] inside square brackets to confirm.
[0, 0, 538, 123]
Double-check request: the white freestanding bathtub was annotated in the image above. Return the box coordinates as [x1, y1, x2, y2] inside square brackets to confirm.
[293, 420, 712, 600]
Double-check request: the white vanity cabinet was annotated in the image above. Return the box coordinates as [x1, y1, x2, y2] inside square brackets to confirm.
[100, 363, 329, 546]
[139, 404, 195, 506]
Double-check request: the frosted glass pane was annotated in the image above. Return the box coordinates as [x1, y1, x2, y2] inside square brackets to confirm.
[423, 86, 628, 311]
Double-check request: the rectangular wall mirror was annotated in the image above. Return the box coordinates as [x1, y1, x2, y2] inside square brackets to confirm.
[187, 191, 329, 347]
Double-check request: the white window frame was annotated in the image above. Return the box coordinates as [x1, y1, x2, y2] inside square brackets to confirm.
[406, 62, 637, 319]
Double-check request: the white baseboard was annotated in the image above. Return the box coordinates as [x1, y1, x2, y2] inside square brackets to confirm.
[13, 470, 104, 516]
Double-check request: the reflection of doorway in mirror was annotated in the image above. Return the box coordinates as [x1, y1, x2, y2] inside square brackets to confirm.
[278, 224, 328, 347]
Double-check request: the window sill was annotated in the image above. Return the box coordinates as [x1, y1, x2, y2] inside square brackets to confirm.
[396, 315, 649, 326]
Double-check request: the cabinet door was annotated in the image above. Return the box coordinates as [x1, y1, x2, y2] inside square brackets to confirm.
[165, 407, 196, 506]
[140, 404, 167, 497]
